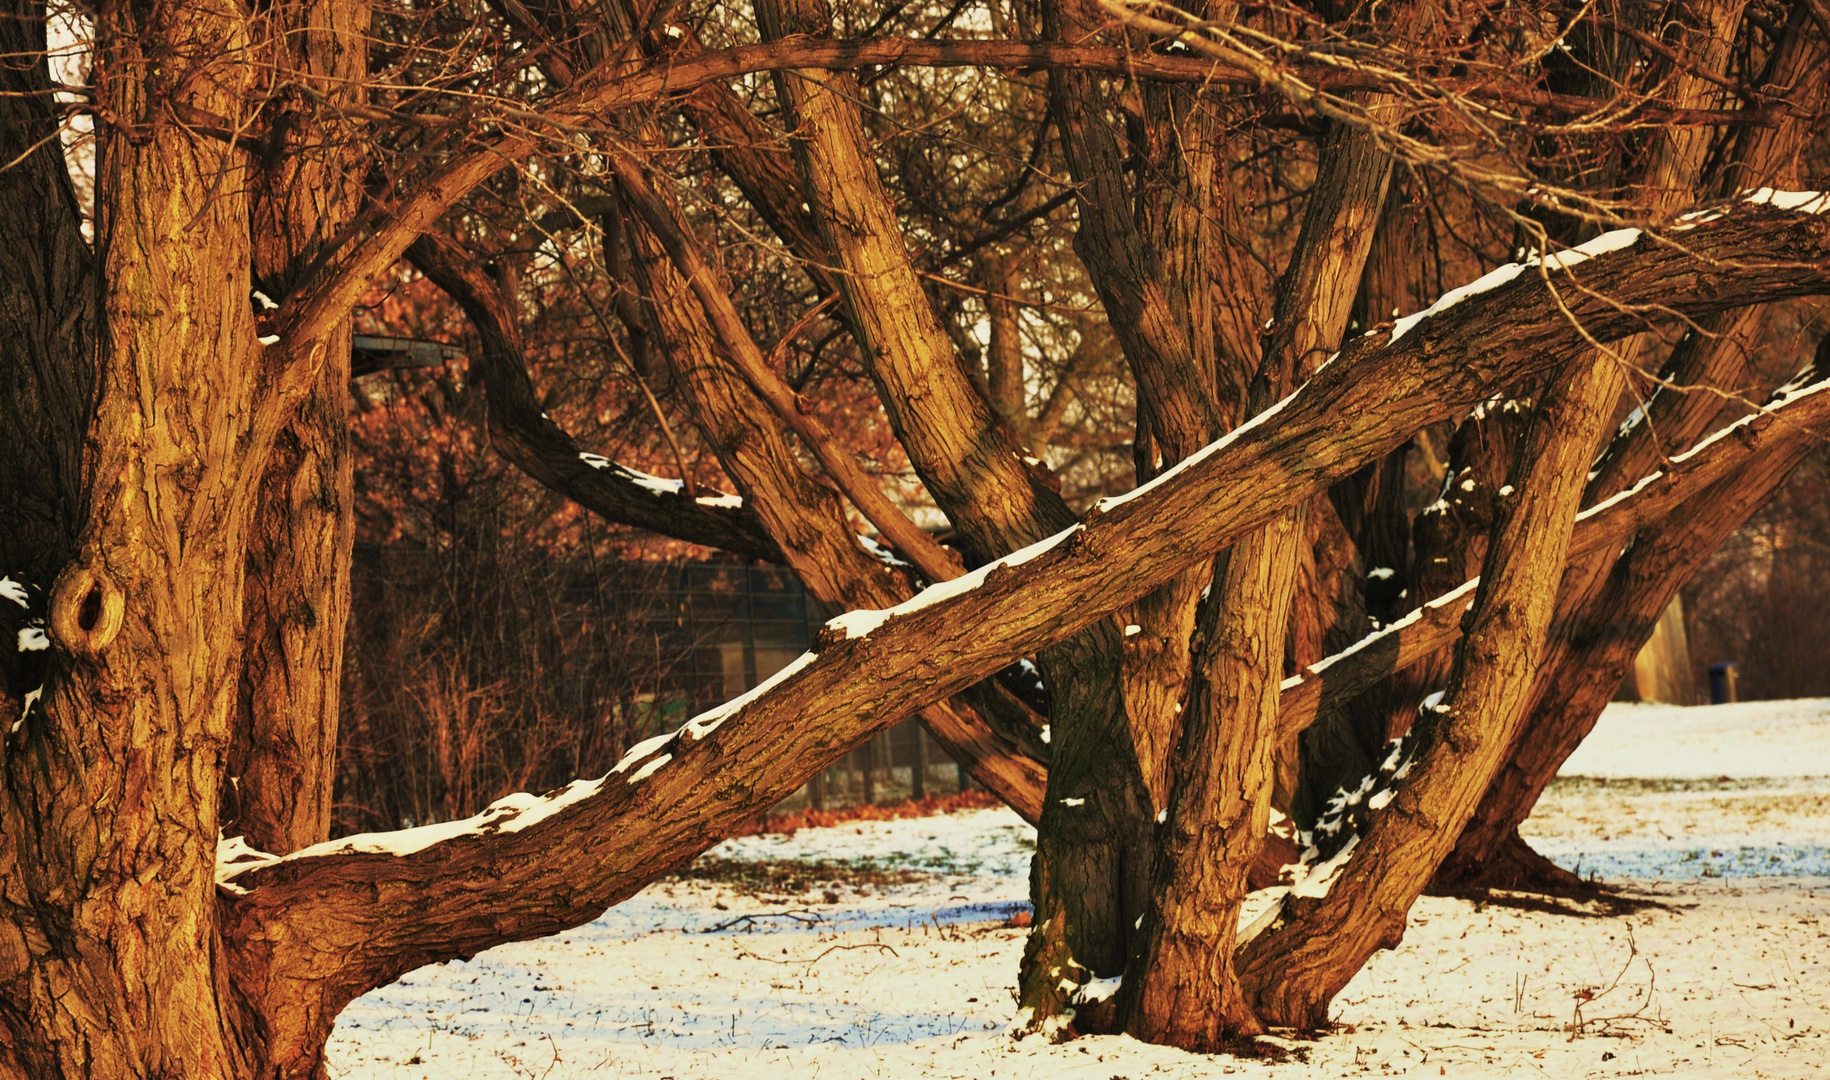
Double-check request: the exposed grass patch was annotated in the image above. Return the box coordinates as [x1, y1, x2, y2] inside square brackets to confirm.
[668, 857, 933, 900]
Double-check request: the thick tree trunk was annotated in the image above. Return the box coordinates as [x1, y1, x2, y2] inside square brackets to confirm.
[0, 5, 267, 1074]
[226, 1, 370, 856]
[1120, 102, 1393, 1047]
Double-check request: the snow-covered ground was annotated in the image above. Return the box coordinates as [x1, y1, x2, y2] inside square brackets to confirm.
[328, 699, 1830, 1078]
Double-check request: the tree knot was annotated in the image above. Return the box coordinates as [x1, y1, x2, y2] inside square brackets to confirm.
[49, 562, 126, 658]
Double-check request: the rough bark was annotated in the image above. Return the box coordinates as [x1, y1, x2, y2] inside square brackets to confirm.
[226, 0, 370, 858]
[1237, 343, 1625, 1028]
[0, 5, 266, 1075]
[1120, 102, 1393, 1048]
[2, 5, 1826, 1074]
[1023, 0, 1229, 1025]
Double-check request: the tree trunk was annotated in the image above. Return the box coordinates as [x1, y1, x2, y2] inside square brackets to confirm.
[227, 1, 371, 856]
[1120, 101, 1393, 1047]
[0, 5, 267, 1073]
[1236, 344, 1629, 1028]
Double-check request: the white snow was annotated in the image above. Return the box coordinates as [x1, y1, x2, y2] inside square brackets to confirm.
[1092, 396, 1294, 514]
[1742, 187, 1830, 214]
[1071, 975, 1122, 1004]
[823, 527, 1081, 641]
[0, 577, 28, 608]
[1288, 579, 1478, 684]
[681, 651, 819, 741]
[325, 699, 1830, 1078]
[15, 627, 47, 652]
[1560, 698, 1830, 780]
[1388, 228, 1642, 345]
[575, 456, 742, 508]
[626, 754, 672, 784]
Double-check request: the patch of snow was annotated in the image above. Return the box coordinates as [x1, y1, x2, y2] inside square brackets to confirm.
[0, 577, 28, 608]
[823, 527, 1082, 640]
[1366, 567, 1396, 580]
[1123, 623, 1142, 636]
[1072, 975, 1122, 1004]
[627, 754, 672, 784]
[1060, 797, 1085, 807]
[16, 627, 47, 652]
[1580, 376, 1830, 522]
[682, 651, 819, 741]
[1289, 833, 1360, 898]
[1742, 187, 1830, 214]
[257, 334, 281, 346]
[613, 731, 677, 774]
[1560, 699, 1830, 779]
[1093, 396, 1294, 514]
[1388, 228, 1643, 346]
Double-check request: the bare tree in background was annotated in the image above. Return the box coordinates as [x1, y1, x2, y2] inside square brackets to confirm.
[1, 0, 1829, 1074]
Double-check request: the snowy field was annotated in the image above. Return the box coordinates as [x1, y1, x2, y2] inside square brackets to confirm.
[328, 699, 1830, 1078]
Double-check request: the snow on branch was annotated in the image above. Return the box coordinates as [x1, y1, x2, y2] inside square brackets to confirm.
[1277, 368, 1830, 740]
[217, 196, 1830, 1015]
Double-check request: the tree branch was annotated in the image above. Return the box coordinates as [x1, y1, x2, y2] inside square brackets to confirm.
[404, 232, 783, 561]
[220, 196, 1830, 1035]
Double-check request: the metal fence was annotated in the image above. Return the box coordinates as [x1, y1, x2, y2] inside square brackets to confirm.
[648, 563, 968, 810]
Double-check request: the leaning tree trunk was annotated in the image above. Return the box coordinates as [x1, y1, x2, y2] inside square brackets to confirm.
[1236, 340, 1628, 1027]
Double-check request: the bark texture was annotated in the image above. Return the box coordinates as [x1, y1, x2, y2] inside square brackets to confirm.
[1237, 345, 1625, 1028]
[0, 5, 265, 1074]
[1120, 100, 1394, 1048]
[227, 0, 370, 858]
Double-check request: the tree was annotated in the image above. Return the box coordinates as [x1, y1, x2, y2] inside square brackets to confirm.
[0, 0, 1827, 1074]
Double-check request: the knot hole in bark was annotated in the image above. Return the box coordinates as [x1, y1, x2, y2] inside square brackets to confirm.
[49, 564, 125, 657]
